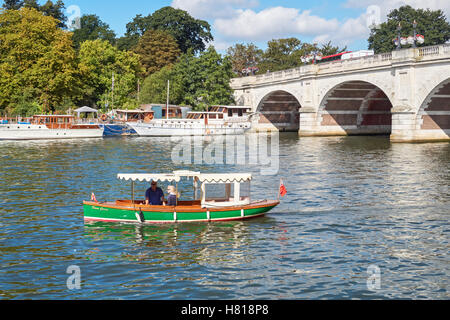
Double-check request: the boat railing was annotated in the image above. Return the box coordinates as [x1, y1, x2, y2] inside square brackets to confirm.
[0, 117, 33, 124]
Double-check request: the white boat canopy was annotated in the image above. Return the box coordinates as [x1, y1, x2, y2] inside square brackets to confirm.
[118, 174, 181, 183]
[197, 173, 252, 184]
[117, 172, 252, 184]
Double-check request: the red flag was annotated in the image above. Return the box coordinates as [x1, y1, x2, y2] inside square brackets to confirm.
[91, 193, 98, 203]
[279, 180, 287, 198]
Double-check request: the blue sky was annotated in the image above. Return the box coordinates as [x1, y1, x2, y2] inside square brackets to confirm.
[5, 0, 450, 52]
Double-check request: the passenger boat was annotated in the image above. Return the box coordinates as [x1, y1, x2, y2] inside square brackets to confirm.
[83, 171, 280, 224]
[127, 106, 253, 137]
[0, 115, 104, 140]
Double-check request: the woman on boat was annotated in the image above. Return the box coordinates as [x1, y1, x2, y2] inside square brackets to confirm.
[166, 186, 178, 207]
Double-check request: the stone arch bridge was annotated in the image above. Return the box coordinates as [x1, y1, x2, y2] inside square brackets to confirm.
[231, 44, 450, 142]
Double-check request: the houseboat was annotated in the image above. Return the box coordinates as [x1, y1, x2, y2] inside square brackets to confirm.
[0, 115, 104, 140]
[84, 171, 280, 224]
[127, 106, 253, 137]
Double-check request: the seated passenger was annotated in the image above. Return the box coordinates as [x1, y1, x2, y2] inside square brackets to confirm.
[145, 181, 165, 206]
[166, 186, 178, 206]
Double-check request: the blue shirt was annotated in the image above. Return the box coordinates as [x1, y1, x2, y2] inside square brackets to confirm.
[146, 187, 164, 205]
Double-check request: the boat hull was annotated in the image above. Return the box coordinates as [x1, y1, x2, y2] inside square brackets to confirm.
[0, 124, 104, 140]
[100, 124, 136, 137]
[128, 122, 250, 137]
[83, 200, 280, 224]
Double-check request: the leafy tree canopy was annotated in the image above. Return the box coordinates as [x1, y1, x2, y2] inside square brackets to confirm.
[72, 14, 116, 49]
[141, 47, 234, 110]
[134, 29, 181, 77]
[227, 43, 264, 77]
[78, 39, 142, 110]
[0, 7, 78, 113]
[3, 0, 67, 28]
[369, 5, 450, 53]
[120, 6, 213, 53]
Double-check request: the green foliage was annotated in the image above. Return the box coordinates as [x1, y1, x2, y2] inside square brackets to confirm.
[320, 41, 348, 56]
[4, 0, 67, 28]
[9, 87, 43, 116]
[0, 8, 79, 113]
[140, 66, 179, 105]
[369, 5, 450, 53]
[227, 43, 264, 77]
[78, 39, 142, 110]
[134, 29, 181, 77]
[174, 47, 234, 110]
[72, 14, 116, 49]
[258, 38, 304, 73]
[120, 6, 213, 54]
[2, 0, 24, 10]
[141, 47, 234, 110]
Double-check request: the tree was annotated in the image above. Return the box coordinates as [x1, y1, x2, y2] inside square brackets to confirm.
[172, 47, 234, 110]
[3, 0, 67, 28]
[72, 14, 116, 49]
[227, 43, 264, 77]
[0, 8, 79, 113]
[38, 0, 66, 28]
[77, 39, 142, 109]
[320, 41, 348, 56]
[258, 38, 304, 73]
[369, 5, 450, 54]
[134, 29, 181, 77]
[2, 0, 24, 10]
[140, 65, 183, 105]
[119, 6, 213, 53]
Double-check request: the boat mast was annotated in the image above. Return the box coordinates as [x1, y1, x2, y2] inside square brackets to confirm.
[111, 72, 115, 111]
[166, 80, 170, 120]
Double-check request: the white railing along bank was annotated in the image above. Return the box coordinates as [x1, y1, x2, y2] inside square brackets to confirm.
[231, 44, 450, 89]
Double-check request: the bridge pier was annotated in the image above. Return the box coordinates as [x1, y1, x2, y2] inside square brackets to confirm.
[390, 108, 417, 142]
[391, 108, 450, 142]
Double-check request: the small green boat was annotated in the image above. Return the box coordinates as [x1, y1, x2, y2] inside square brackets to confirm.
[84, 171, 280, 224]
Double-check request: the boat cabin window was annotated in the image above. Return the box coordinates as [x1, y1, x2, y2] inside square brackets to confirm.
[202, 181, 251, 205]
[238, 109, 243, 117]
[228, 109, 233, 117]
[204, 183, 234, 202]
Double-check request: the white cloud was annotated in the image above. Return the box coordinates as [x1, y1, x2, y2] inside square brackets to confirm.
[171, 0, 259, 20]
[214, 7, 340, 41]
[172, 0, 450, 51]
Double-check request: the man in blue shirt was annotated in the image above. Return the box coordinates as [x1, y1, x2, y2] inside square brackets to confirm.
[145, 181, 165, 206]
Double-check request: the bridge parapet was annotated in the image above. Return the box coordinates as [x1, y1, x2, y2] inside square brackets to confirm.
[231, 44, 450, 89]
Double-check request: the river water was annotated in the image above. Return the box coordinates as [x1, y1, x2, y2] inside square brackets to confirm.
[0, 134, 448, 300]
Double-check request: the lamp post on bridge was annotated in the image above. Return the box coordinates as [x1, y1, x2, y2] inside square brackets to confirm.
[301, 44, 323, 65]
[394, 20, 425, 50]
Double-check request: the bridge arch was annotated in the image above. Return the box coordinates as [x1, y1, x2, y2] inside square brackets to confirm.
[416, 78, 450, 137]
[255, 90, 302, 132]
[318, 80, 394, 136]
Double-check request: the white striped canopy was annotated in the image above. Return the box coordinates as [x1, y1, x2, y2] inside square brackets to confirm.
[197, 174, 252, 184]
[118, 174, 181, 183]
[118, 172, 252, 184]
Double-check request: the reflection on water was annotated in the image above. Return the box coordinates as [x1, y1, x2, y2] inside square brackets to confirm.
[0, 135, 448, 299]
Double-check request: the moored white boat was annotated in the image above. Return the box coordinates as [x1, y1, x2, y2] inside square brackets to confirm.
[128, 106, 253, 137]
[0, 115, 104, 140]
